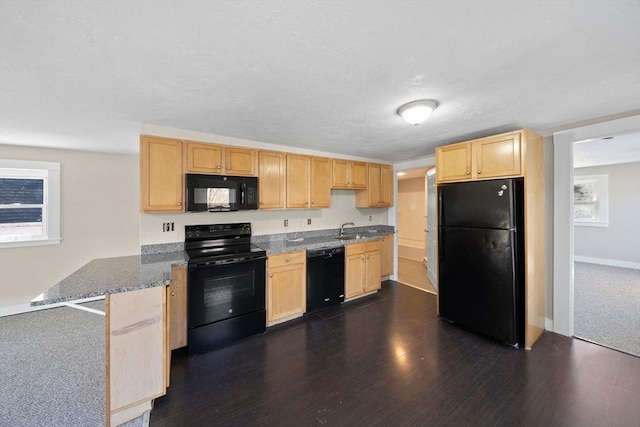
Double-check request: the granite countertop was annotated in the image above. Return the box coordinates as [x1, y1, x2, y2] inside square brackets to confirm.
[31, 251, 186, 306]
[255, 228, 393, 255]
[30, 226, 394, 306]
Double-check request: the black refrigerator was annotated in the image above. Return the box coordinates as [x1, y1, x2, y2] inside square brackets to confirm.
[438, 178, 525, 347]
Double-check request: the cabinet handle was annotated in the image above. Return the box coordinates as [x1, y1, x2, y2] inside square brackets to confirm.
[366, 255, 370, 259]
[170, 291, 175, 296]
[361, 256, 365, 260]
[177, 202, 182, 206]
[269, 273, 273, 278]
[466, 171, 470, 175]
[477, 170, 481, 174]
[227, 165, 231, 170]
[286, 258, 291, 263]
[217, 165, 221, 169]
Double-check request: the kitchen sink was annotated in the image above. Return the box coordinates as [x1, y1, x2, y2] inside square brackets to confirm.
[335, 235, 362, 240]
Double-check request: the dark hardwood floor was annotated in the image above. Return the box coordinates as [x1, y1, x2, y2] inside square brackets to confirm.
[151, 281, 639, 427]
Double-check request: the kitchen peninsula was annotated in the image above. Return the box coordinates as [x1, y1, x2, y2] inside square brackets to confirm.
[29, 225, 394, 426]
[31, 251, 185, 427]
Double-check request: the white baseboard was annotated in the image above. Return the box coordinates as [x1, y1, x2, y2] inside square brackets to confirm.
[545, 317, 554, 332]
[574, 256, 640, 270]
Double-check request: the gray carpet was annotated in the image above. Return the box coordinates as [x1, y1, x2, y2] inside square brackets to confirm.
[574, 262, 640, 357]
[0, 301, 146, 427]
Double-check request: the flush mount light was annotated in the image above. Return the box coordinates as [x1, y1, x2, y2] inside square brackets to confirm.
[397, 99, 438, 125]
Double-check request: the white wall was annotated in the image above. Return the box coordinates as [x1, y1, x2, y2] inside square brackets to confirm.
[574, 161, 640, 265]
[141, 190, 388, 244]
[0, 145, 140, 306]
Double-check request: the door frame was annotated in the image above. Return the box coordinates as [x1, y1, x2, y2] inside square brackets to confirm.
[391, 156, 436, 283]
[552, 114, 640, 336]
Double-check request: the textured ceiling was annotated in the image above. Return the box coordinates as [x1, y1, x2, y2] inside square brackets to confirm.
[1, 1, 639, 162]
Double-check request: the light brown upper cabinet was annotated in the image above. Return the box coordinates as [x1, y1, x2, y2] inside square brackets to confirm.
[331, 159, 367, 189]
[286, 154, 331, 209]
[140, 135, 184, 212]
[355, 163, 393, 208]
[310, 157, 332, 208]
[186, 141, 256, 176]
[436, 131, 522, 183]
[258, 150, 286, 209]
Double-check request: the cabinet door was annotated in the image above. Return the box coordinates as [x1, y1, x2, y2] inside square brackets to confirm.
[436, 142, 472, 183]
[107, 286, 166, 417]
[380, 234, 394, 277]
[267, 263, 306, 324]
[345, 243, 365, 298]
[475, 133, 522, 178]
[140, 136, 184, 212]
[168, 265, 187, 350]
[367, 163, 382, 206]
[225, 146, 256, 176]
[310, 156, 331, 208]
[331, 159, 350, 189]
[186, 141, 223, 173]
[350, 161, 367, 189]
[286, 154, 310, 208]
[379, 164, 393, 206]
[345, 252, 365, 298]
[258, 151, 286, 209]
[364, 248, 382, 292]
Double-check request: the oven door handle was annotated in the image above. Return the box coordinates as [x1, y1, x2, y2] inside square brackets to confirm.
[189, 254, 267, 268]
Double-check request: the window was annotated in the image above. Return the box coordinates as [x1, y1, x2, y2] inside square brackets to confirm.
[0, 159, 61, 247]
[574, 174, 609, 227]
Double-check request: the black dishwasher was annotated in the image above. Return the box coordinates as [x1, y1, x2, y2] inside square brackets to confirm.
[306, 246, 345, 314]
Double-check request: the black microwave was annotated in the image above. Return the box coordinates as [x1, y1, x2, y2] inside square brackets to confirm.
[186, 174, 258, 212]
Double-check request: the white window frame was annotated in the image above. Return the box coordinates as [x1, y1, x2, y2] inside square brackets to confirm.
[573, 173, 609, 227]
[0, 159, 61, 248]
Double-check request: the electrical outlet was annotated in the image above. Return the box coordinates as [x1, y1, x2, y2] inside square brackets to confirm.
[307, 218, 312, 225]
[369, 215, 372, 222]
[162, 222, 175, 232]
[284, 219, 288, 227]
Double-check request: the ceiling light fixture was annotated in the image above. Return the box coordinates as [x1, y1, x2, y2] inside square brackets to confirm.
[397, 99, 438, 125]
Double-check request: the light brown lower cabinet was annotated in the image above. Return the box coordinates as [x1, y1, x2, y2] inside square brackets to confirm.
[106, 286, 167, 426]
[380, 234, 394, 277]
[267, 251, 306, 326]
[167, 265, 187, 350]
[345, 241, 382, 299]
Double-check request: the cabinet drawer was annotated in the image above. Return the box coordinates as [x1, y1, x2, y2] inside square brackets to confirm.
[267, 251, 306, 268]
[365, 240, 381, 252]
[345, 242, 365, 256]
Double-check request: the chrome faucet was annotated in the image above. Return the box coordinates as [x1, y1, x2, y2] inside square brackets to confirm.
[340, 222, 355, 236]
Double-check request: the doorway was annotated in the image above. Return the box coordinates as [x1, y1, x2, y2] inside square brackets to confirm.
[552, 114, 640, 337]
[572, 132, 640, 356]
[396, 167, 436, 294]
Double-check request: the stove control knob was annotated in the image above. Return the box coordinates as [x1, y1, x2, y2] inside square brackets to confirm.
[228, 308, 233, 314]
